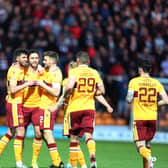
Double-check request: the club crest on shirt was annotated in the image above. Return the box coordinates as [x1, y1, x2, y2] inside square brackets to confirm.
[19, 118, 24, 124]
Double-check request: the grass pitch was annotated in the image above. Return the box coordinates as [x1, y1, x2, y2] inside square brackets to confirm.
[0, 138, 167, 168]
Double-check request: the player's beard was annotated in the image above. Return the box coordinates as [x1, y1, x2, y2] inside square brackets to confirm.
[29, 62, 38, 69]
[19, 61, 28, 67]
[44, 64, 49, 70]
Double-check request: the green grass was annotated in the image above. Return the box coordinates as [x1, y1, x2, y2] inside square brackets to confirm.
[0, 138, 167, 168]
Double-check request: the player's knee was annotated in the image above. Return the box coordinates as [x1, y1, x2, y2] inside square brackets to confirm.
[16, 127, 25, 137]
[146, 140, 151, 149]
[70, 135, 79, 142]
[43, 130, 54, 143]
[34, 128, 42, 139]
[135, 140, 145, 152]
[7, 128, 15, 137]
[84, 132, 92, 142]
[35, 132, 42, 139]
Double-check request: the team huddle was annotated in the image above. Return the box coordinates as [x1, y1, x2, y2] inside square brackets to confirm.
[0, 48, 168, 168]
[0, 49, 113, 168]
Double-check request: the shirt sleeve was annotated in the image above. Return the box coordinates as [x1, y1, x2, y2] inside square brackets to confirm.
[69, 68, 76, 80]
[95, 71, 103, 86]
[128, 79, 135, 91]
[8, 67, 19, 86]
[52, 69, 63, 84]
[158, 81, 165, 94]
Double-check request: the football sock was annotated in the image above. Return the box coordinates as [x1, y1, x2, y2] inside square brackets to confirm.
[14, 136, 24, 162]
[0, 133, 13, 155]
[32, 138, 42, 163]
[48, 143, 61, 166]
[86, 138, 96, 163]
[68, 157, 71, 165]
[21, 141, 24, 159]
[69, 142, 79, 168]
[143, 146, 151, 168]
[77, 145, 86, 166]
[139, 147, 151, 160]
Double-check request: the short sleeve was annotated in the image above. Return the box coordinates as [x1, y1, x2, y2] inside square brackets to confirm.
[8, 67, 19, 86]
[128, 79, 135, 91]
[52, 69, 63, 84]
[95, 70, 103, 86]
[69, 68, 76, 78]
[157, 81, 164, 94]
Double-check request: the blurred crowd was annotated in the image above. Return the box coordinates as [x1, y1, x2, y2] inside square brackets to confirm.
[0, 0, 168, 124]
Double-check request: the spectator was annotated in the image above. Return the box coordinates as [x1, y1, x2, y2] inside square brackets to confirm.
[161, 55, 168, 77]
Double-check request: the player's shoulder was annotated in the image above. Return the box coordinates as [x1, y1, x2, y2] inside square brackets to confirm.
[69, 67, 78, 74]
[86, 66, 99, 75]
[129, 76, 140, 83]
[50, 66, 62, 76]
[7, 63, 20, 75]
[8, 63, 16, 71]
[88, 66, 97, 71]
[149, 77, 162, 85]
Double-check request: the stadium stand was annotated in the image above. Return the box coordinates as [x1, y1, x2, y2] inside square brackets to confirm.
[0, 0, 168, 128]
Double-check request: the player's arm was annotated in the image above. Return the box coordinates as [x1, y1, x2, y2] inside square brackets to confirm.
[37, 64, 44, 75]
[95, 95, 113, 113]
[37, 81, 61, 97]
[48, 85, 71, 112]
[95, 72, 105, 96]
[95, 83, 105, 96]
[62, 76, 76, 97]
[126, 79, 134, 104]
[158, 90, 168, 106]
[49, 76, 75, 112]
[9, 77, 35, 94]
[126, 90, 134, 104]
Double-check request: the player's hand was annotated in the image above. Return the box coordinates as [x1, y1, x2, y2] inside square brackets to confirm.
[36, 80, 44, 87]
[5, 95, 8, 101]
[37, 64, 44, 75]
[48, 105, 57, 113]
[106, 105, 113, 113]
[26, 80, 36, 86]
[48, 97, 64, 112]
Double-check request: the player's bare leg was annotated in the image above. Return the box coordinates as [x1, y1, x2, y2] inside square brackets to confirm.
[15, 126, 27, 168]
[42, 130, 64, 168]
[0, 128, 15, 155]
[84, 133, 96, 168]
[31, 126, 42, 168]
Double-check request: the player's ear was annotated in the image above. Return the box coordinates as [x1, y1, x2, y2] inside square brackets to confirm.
[76, 58, 80, 65]
[149, 67, 152, 73]
[138, 67, 141, 74]
[16, 56, 19, 62]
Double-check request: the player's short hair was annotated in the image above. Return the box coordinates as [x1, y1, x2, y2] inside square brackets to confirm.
[43, 51, 59, 63]
[138, 59, 151, 73]
[28, 49, 40, 59]
[76, 51, 90, 64]
[13, 48, 28, 60]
